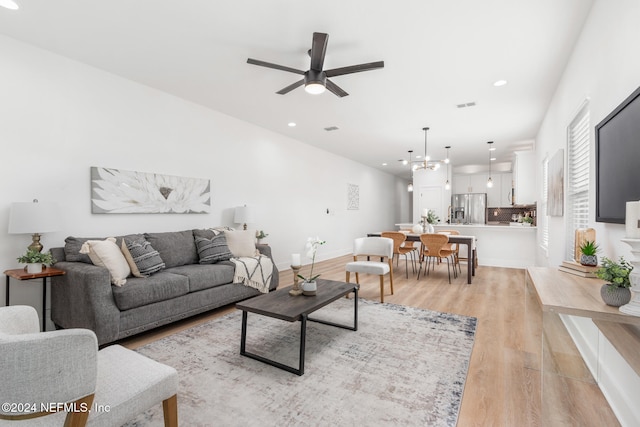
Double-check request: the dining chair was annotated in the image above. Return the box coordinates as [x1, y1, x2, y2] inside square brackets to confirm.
[345, 237, 394, 303]
[381, 231, 417, 278]
[438, 229, 462, 274]
[417, 233, 456, 283]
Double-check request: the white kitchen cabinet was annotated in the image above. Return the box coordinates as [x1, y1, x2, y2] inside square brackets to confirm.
[500, 173, 513, 207]
[487, 173, 502, 207]
[513, 151, 536, 205]
[453, 173, 488, 194]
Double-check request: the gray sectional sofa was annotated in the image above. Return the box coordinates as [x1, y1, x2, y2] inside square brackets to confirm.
[50, 229, 279, 346]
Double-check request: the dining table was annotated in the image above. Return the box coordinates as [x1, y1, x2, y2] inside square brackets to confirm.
[368, 232, 477, 284]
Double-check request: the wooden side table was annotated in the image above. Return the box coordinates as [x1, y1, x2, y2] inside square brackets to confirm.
[4, 267, 65, 331]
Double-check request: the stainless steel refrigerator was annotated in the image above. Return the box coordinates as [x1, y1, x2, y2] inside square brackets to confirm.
[451, 193, 487, 225]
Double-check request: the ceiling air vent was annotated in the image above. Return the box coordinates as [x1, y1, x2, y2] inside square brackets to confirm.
[456, 102, 476, 109]
[324, 126, 339, 131]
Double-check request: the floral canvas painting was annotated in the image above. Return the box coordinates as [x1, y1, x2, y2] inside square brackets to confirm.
[91, 167, 210, 214]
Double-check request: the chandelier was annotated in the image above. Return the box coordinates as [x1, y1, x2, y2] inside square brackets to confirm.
[413, 127, 441, 171]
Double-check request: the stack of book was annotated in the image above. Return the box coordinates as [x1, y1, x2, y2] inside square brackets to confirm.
[558, 260, 600, 278]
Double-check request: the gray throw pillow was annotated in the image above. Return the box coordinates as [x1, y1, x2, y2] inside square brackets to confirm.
[195, 235, 233, 264]
[124, 239, 165, 276]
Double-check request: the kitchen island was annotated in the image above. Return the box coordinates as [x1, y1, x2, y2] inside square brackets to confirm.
[433, 223, 536, 269]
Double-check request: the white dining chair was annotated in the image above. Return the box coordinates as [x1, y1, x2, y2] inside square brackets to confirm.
[345, 237, 394, 303]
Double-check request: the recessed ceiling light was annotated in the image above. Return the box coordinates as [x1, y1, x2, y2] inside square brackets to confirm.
[493, 79, 508, 87]
[288, 122, 296, 127]
[382, 163, 388, 166]
[490, 157, 496, 161]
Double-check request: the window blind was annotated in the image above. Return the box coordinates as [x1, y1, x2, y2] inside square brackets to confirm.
[566, 103, 590, 260]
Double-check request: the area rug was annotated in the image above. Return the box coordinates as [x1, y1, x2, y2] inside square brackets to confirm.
[126, 299, 477, 427]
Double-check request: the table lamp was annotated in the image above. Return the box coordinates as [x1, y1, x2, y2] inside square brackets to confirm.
[8, 199, 61, 252]
[234, 205, 253, 230]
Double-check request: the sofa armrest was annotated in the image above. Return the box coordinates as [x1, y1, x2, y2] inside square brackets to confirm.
[256, 244, 279, 290]
[51, 261, 121, 346]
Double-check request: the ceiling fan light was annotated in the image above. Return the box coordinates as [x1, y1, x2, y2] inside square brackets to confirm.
[304, 82, 325, 94]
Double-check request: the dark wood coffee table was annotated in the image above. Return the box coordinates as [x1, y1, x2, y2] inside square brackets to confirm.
[236, 278, 358, 375]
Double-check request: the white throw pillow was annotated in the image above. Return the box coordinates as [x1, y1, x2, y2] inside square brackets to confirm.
[224, 229, 258, 257]
[80, 237, 130, 286]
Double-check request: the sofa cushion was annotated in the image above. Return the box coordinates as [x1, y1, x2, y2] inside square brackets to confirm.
[121, 239, 166, 277]
[144, 230, 198, 268]
[80, 238, 131, 286]
[193, 227, 234, 240]
[165, 263, 235, 293]
[224, 229, 258, 257]
[65, 234, 144, 264]
[195, 235, 233, 264]
[111, 272, 189, 311]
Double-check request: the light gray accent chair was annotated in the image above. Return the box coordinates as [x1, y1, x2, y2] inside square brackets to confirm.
[345, 237, 394, 303]
[0, 305, 178, 427]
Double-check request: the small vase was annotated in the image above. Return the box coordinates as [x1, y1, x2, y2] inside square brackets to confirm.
[302, 280, 317, 296]
[426, 223, 435, 233]
[26, 263, 43, 274]
[600, 284, 631, 307]
[411, 224, 423, 234]
[580, 254, 598, 266]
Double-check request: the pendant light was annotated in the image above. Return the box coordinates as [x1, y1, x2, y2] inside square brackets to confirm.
[444, 146, 451, 190]
[486, 141, 494, 188]
[407, 150, 414, 192]
[422, 127, 430, 167]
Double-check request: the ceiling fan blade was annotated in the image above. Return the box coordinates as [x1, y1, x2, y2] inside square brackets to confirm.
[276, 79, 305, 95]
[309, 32, 328, 71]
[247, 58, 305, 75]
[325, 79, 349, 97]
[325, 61, 385, 77]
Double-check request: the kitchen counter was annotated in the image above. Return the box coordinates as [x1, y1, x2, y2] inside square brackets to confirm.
[435, 223, 536, 230]
[434, 224, 536, 268]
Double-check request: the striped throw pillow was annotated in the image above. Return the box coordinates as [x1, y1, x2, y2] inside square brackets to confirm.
[122, 239, 165, 276]
[195, 234, 233, 264]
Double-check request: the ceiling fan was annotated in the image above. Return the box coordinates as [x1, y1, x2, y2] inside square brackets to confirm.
[247, 32, 384, 97]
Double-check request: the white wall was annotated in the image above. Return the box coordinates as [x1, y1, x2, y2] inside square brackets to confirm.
[534, 1, 640, 424]
[0, 35, 408, 316]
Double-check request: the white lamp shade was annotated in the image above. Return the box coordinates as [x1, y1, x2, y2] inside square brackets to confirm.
[234, 205, 254, 225]
[8, 201, 61, 234]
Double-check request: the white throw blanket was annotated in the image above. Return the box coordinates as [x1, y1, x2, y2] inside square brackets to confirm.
[231, 255, 273, 293]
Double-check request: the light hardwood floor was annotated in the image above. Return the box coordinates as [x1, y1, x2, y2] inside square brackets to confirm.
[121, 255, 619, 426]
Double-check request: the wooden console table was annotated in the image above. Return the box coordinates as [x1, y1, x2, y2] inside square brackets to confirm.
[526, 267, 640, 426]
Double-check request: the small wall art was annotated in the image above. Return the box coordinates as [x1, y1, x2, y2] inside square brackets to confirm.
[91, 167, 211, 214]
[347, 183, 359, 210]
[547, 149, 564, 217]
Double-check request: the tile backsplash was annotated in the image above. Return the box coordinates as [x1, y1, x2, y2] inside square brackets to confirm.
[486, 206, 537, 225]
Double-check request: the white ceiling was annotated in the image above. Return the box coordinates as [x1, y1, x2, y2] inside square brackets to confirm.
[0, 0, 594, 178]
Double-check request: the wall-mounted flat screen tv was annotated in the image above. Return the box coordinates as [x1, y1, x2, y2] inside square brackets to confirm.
[596, 85, 640, 224]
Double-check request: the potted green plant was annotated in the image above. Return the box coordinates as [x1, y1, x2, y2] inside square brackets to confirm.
[17, 249, 56, 274]
[522, 216, 534, 226]
[255, 230, 269, 244]
[578, 240, 599, 266]
[595, 256, 633, 307]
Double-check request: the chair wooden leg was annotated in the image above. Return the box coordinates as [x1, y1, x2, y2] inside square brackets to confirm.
[355, 272, 360, 284]
[162, 394, 178, 427]
[388, 260, 394, 295]
[379, 275, 385, 303]
[346, 271, 350, 283]
[63, 394, 95, 427]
